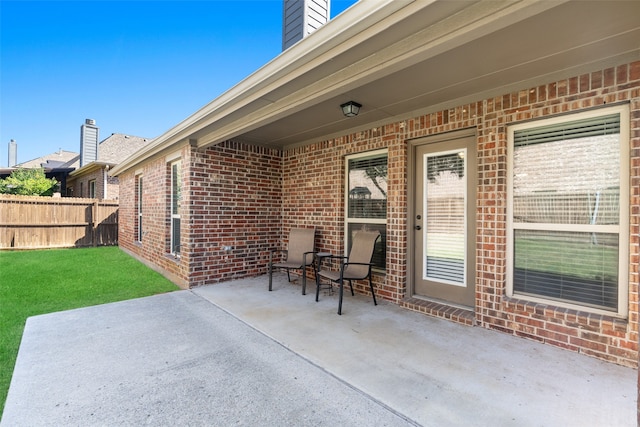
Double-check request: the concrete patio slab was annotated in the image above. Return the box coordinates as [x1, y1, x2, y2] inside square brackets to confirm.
[2, 273, 636, 426]
[1, 290, 410, 426]
[193, 274, 636, 426]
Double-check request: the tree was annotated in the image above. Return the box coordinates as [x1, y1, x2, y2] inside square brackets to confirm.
[364, 165, 387, 198]
[0, 168, 59, 196]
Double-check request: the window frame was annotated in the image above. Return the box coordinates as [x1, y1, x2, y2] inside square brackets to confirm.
[344, 149, 388, 271]
[89, 180, 96, 198]
[136, 175, 143, 243]
[506, 105, 629, 317]
[170, 160, 181, 257]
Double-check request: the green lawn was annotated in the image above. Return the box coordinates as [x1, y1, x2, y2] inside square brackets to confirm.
[0, 247, 179, 416]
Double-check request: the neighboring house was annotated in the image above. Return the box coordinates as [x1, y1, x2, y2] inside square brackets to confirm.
[110, 0, 640, 373]
[67, 131, 151, 199]
[0, 149, 80, 193]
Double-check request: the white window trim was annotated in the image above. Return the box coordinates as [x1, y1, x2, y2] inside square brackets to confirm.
[165, 150, 181, 163]
[137, 174, 143, 243]
[506, 104, 630, 317]
[344, 148, 387, 268]
[170, 160, 181, 256]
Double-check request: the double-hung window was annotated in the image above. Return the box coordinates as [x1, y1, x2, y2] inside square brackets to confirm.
[170, 160, 181, 256]
[507, 105, 629, 316]
[89, 180, 96, 198]
[136, 175, 143, 242]
[345, 149, 387, 270]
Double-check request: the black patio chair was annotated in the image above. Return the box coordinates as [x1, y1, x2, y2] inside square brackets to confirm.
[315, 230, 380, 315]
[268, 227, 316, 295]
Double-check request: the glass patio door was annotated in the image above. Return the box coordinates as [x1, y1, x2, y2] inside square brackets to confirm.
[413, 134, 476, 308]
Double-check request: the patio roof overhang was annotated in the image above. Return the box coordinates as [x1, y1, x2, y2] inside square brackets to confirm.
[111, 0, 640, 176]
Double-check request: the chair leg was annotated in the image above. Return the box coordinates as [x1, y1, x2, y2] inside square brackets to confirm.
[315, 274, 321, 302]
[348, 279, 354, 296]
[268, 264, 273, 291]
[287, 270, 291, 283]
[369, 276, 377, 306]
[301, 265, 306, 295]
[338, 279, 344, 315]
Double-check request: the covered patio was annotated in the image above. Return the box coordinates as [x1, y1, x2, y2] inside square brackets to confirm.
[3, 273, 634, 426]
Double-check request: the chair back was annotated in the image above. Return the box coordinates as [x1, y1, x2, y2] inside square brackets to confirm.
[286, 228, 315, 265]
[343, 231, 380, 279]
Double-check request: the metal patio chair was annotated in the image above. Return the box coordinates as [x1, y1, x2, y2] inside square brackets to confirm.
[315, 230, 380, 315]
[268, 227, 316, 295]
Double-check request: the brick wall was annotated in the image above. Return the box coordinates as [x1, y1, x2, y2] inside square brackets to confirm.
[282, 61, 639, 367]
[119, 153, 190, 288]
[118, 142, 282, 289]
[68, 168, 119, 199]
[106, 174, 119, 200]
[185, 141, 282, 287]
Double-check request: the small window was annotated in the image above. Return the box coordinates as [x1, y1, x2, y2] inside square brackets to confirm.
[345, 149, 387, 270]
[89, 180, 96, 198]
[136, 175, 143, 242]
[507, 105, 629, 315]
[170, 160, 181, 256]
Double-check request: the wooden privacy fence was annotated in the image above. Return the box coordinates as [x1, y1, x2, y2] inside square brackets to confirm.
[0, 194, 118, 249]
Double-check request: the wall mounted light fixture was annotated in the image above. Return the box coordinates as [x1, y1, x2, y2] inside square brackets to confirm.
[340, 101, 362, 117]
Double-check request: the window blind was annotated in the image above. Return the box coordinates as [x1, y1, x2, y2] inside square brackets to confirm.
[514, 113, 620, 147]
[511, 110, 622, 312]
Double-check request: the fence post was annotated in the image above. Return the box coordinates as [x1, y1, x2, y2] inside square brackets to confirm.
[92, 200, 99, 247]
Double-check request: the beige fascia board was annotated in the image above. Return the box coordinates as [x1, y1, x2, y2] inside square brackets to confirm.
[111, 140, 191, 177]
[194, 0, 565, 149]
[69, 161, 115, 177]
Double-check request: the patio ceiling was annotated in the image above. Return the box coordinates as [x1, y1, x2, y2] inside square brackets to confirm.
[112, 0, 640, 175]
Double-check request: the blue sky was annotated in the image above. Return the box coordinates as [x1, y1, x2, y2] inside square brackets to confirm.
[0, 0, 356, 167]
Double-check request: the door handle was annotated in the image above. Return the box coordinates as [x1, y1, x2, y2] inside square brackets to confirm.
[415, 225, 421, 230]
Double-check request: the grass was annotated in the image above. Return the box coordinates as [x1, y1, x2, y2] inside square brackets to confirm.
[515, 237, 618, 280]
[0, 246, 179, 416]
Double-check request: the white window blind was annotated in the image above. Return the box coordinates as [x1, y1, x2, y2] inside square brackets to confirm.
[425, 151, 465, 284]
[345, 150, 387, 270]
[511, 111, 623, 311]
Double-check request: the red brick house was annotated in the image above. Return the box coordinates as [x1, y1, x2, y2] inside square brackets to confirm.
[111, 0, 640, 372]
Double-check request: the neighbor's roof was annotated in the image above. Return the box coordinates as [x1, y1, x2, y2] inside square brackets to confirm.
[70, 133, 152, 177]
[17, 149, 80, 170]
[111, 0, 640, 176]
[97, 133, 152, 164]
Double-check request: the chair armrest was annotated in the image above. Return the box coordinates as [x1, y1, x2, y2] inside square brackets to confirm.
[340, 261, 375, 280]
[342, 261, 373, 267]
[316, 254, 347, 270]
[269, 249, 288, 263]
[302, 251, 317, 266]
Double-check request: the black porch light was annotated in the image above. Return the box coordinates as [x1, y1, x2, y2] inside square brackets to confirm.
[340, 101, 362, 117]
